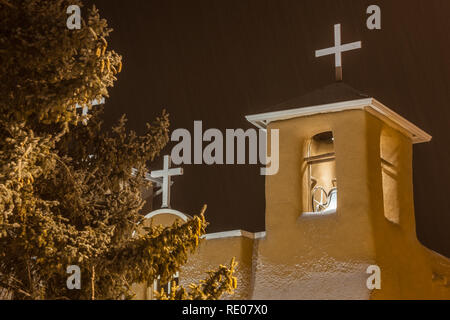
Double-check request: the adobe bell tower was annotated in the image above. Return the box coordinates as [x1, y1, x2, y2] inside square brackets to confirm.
[245, 83, 446, 299]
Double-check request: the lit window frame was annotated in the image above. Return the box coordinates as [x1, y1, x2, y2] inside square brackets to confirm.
[304, 132, 337, 214]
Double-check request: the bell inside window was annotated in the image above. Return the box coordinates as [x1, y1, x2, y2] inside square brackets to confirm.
[305, 131, 337, 214]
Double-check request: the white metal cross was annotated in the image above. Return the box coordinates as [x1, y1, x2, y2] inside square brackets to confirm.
[75, 98, 105, 124]
[315, 24, 362, 81]
[150, 155, 183, 209]
[75, 98, 105, 115]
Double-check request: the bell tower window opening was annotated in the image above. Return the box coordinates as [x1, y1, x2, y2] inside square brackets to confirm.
[305, 131, 337, 214]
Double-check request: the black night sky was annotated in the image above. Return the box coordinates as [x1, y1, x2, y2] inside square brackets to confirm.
[86, 0, 450, 257]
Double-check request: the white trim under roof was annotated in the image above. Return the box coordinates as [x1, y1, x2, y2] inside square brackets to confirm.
[202, 230, 266, 240]
[245, 98, 432, 144]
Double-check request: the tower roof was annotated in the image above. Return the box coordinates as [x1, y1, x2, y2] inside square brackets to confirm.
[262, 82, 370, 113]
[246, 83, 432, 144]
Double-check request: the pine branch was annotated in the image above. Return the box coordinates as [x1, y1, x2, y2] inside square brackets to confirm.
[103, 209, 208, 286]
[0, 0, 236, 301]
[0, 0, 15, 9]
[156, 258, 238, 300]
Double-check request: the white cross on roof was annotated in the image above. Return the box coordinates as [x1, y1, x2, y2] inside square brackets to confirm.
[150, 155, 183, 209]
[315, 24, 362, 81]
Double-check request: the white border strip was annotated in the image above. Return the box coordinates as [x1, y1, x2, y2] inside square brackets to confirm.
[143, 210, 266, 241]
[369, 99, 432, 144]
[245, 98, 432, 144]
[246, 98, 372, 124]
[203, 230, 266, 240]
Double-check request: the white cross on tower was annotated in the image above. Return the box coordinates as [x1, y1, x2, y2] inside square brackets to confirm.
[150, 155, 183, 209]
[315, 24, 362, 81]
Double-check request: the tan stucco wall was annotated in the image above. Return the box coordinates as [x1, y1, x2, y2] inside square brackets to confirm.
[180, 236, 254, 300]
[367, 121, 449, 299]
[133, 109, 450, 300]
[253, 110, 377, 299]
[253, 109, 449, 299]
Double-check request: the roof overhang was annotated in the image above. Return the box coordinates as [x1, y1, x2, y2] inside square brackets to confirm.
[245, 98, 432, 144]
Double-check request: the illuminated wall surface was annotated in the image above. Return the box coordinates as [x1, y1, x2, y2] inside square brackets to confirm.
[82, 0, 450, 299]
[136, 94, 450, 300]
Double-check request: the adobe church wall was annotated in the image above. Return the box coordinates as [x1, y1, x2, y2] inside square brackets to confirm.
[252, 109, 449, 299]
[366, 117, 450, 299]
[253, 110, 376, 299]
[180, 236, 254, 300]
[132, 115, 450, 299]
